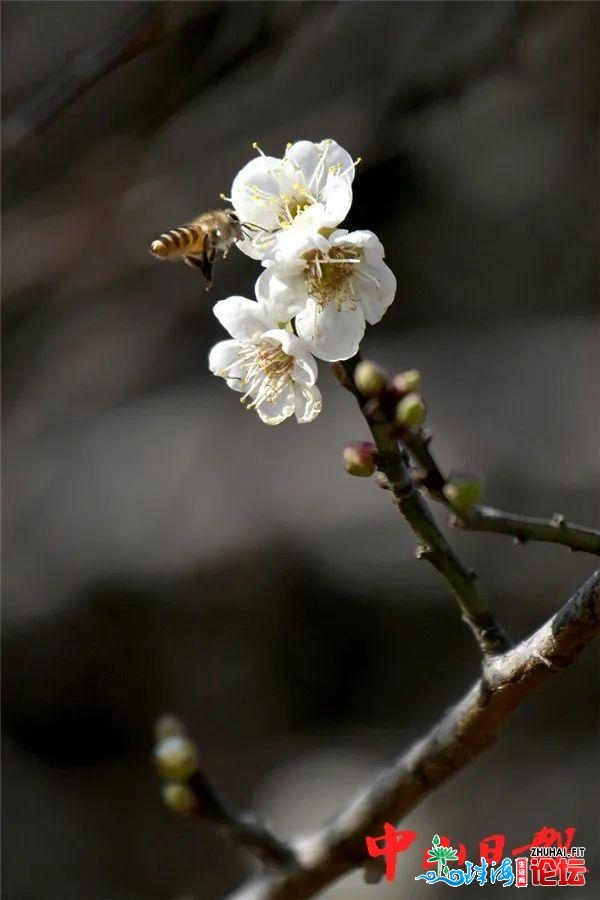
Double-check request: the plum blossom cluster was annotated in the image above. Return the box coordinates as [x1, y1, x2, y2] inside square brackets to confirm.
[209, 139, 397, 424]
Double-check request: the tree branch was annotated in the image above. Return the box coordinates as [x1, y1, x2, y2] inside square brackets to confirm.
[2, 3, 177, 153]
[334, 358, 511, 658]
[404, 429, 600, 556]
[226, 569, 600, 900]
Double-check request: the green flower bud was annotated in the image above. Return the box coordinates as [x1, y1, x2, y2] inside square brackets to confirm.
[395, 392, 426, 429]
[343, 442, 378, 477]
[443, 470, 485, 513]
[154, 736, 198, 782]
[161, 781, 197, 814]
[353, 360, 388, 397]
[393, 369, 421, 395]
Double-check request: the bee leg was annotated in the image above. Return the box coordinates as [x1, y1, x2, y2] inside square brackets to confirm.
[202, 235, 216, 290]
[184, 255, 204, 269]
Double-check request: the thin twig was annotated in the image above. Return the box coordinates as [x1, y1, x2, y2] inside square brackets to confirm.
[226, 570, 600, 899]
[335, 358, 511, 658]
[2, 3, 177, 153]
[404, 431, 600, 556]
[154, 717, 296, 869]
[188, 770, 296, 868]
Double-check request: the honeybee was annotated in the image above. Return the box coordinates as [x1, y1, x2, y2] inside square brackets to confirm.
[149, 209, 244, 288]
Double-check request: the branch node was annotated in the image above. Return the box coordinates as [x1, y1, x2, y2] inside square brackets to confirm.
[415, 544, 434, 561]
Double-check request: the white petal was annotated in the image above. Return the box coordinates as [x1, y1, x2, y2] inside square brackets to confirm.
[294, 384, 322, 423]
[352, 261, 397, 325]
[208, 340, 245, 391]
[235, 234, 275, 261]
[231, 156, 284, 230]
[291, 354, 318, 387]
[213, 296, 272, 340]
[273, 216, 331, 260]
[284, 140, 354, 196]
[255, 266, 307, 322]
[321, 176, 353, 226]
[334, 229, 382, 257]
[254, 384, 296, 425]
[296, 299, 366, 362]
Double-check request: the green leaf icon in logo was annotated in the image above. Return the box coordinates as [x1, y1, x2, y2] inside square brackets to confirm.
[426, 835, 459, 877]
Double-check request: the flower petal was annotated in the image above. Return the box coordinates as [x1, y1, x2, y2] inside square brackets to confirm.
[208, 339, 245, 391]
[294, 384, 322, 423]
[320, 176, 353, 226]
[254, 384, 296, 425]
[213, 296, 272, 340]
[273, 222, 331, 261]
[295, 299, 366, 362]
[284, 139, 354, 197]
[334, 229, 383, 257]
[255, 266, 307, 322]
[231, 155, 284, 230]
[352, 262, 397, 324]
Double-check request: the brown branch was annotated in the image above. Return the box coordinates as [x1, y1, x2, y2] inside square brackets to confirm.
[335, 358, 511, 659]
[226, 569, 600, 899]
[2, 3, 178, 153]
[404, 430, 600, 556]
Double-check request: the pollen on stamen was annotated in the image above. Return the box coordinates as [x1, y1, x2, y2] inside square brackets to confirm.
[252, 141, 265, 156]
[219, 193, 232, 202]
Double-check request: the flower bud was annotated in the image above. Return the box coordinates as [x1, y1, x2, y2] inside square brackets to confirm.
[353, 360, 388, 397]
[395, 393, 426, 429]
[443, 470, 484, 513]
[343, 442, 378, 477]
[161, 781, 197, 814]
[154, 714, 185, 743]
[393, 369, 421, 396]
[154, 735, 198, 781]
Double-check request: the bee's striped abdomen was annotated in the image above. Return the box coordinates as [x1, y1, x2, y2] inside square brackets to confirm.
[150, 225, 203, 258]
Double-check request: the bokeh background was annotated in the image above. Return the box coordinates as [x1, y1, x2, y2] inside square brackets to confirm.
[2, 2, 599, 898]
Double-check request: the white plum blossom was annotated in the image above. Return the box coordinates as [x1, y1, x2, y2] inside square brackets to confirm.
[208, 296, 322, 425]
[230, 139, 358, 260]
[255, 229, 397, 361]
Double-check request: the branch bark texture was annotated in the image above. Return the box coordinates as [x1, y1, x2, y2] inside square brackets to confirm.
[227, 570, 600, 900]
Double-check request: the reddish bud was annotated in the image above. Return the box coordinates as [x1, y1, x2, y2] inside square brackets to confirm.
[343, 441, 379, 477]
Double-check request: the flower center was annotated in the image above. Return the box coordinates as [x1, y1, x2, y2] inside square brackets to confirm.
[238, 338, 294, 410]
[304, 245, 361, 309]
[278, 184, 314, 228]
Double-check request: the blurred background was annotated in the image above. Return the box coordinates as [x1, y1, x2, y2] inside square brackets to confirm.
[2, 2, 599, 898]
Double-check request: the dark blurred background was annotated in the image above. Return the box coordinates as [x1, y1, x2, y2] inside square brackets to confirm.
[2, 2, 599, 898]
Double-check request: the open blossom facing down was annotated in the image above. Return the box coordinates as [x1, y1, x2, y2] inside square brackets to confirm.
[256, 229, 397, 361]
[231, 139, 358, 260]
[208, 296, 322, 425]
